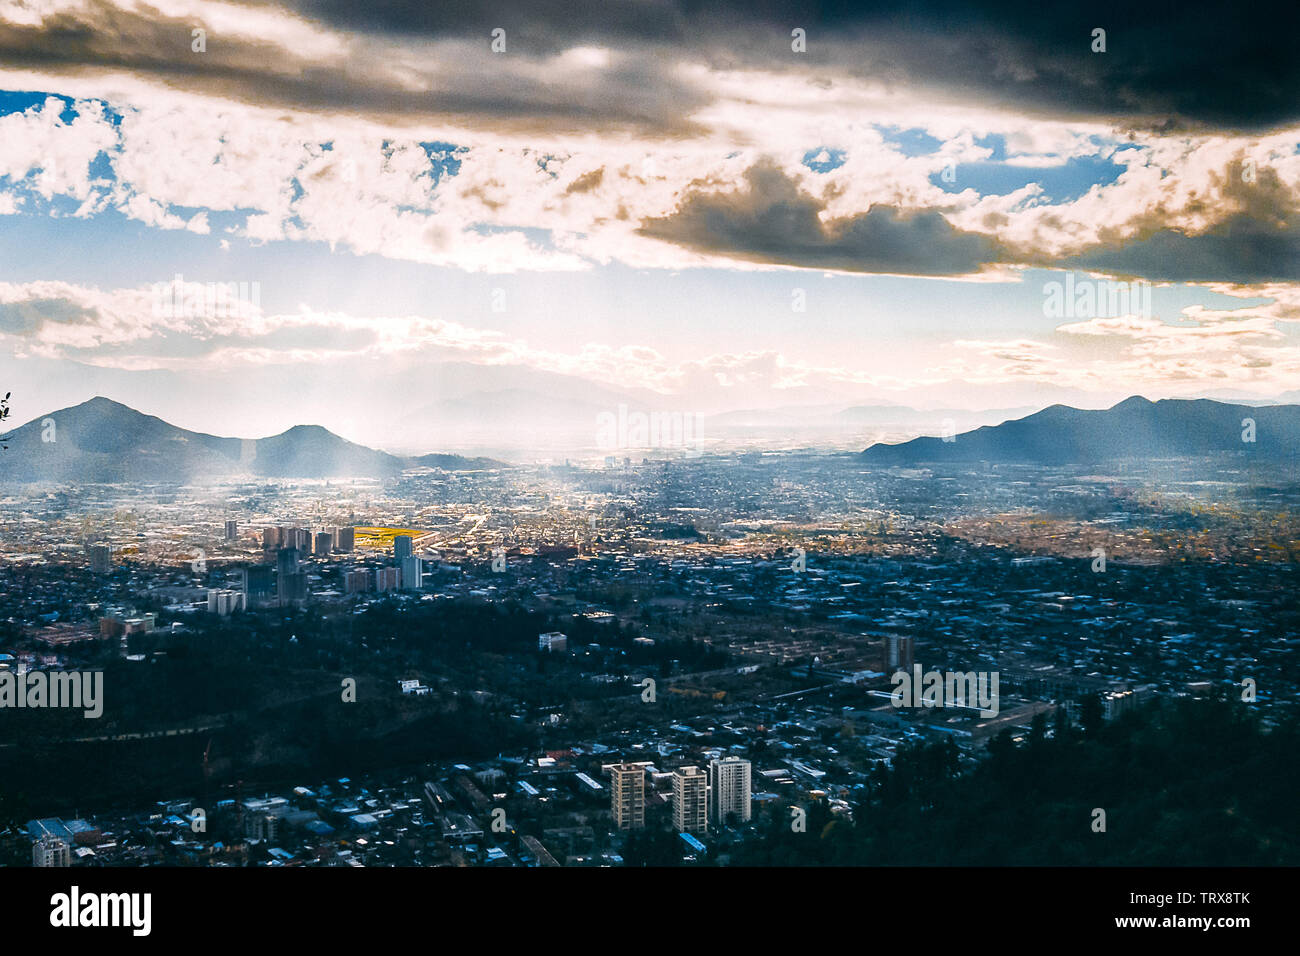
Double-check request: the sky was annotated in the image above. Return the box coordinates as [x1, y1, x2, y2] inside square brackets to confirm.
[1, 0, 1300, 448]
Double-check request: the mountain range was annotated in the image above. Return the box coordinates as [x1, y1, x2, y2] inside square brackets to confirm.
[3, 395, 1296, 481]
[861, 396, 1300, 465]
[0, 397, 504, 483]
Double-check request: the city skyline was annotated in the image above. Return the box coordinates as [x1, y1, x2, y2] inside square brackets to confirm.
[0, 0, 1295, 901]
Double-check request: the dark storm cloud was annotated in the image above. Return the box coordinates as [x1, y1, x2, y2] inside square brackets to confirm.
[287, 0, 1300, 131]
[288, 0, 693, 47]
[0, 0, 713, 136]
[2, 2, 1296, 283]
[1061, 164, 1300, 283]
[1065, 215, 1300, 284]
[638, 159, 997, 275]
[643, 155, 1300, 282]
[3, 1, 1298, 136]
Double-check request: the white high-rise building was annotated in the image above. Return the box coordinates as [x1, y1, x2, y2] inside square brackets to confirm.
[538, 631, 568, 652]
[709, 756, 752, 825]
[33, 835, 71, 867]
[886, 634, 914, 674]
[400, 555, 423, 590]
[608, 764, 646, 830]
[207, 588, 246, 616]
[672, 765, 708, 834]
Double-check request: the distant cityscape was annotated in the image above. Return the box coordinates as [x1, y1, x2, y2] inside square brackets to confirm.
[2, 421, 1295, 866]
[2, 0, 1299, 889]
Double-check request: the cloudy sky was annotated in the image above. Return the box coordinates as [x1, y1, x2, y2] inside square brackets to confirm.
[1, 0, 1299, 447]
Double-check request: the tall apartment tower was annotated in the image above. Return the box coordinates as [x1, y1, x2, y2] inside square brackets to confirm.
[394, 535, 414, 562]
[207, 589, 246, 616]
[278, 573, 308, 606]
[33, 835, 71, 867]
[400, 555, 423, 590]
[276, 547, 300, 578]
[609, 764, 646, 830]
[284, 527, 311, 553]
[241, 565, 274, 604]
[314, 531, 334, 557]
[672, 766, 709, 834]
[276, 547, 306, 606]
[337, 526, 355, 552]
[886, 634, 915, 674]
[709, 756, 753, 825]
[87, 544, 111, 574]
[225, 519, 239, 541]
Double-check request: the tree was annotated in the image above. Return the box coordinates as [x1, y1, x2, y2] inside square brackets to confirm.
[1029, 711, 1048, 748]
[1053, 703, 1071, 740]
[0, 785, 29, 830]
[986, 727, 1016, 765]
[1079, 693, 1105, 737]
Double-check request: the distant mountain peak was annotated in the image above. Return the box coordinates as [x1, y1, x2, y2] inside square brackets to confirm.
[862, 396, 1299, 465]
[0, 397, 506, 481]
[73, 396, 141, 413]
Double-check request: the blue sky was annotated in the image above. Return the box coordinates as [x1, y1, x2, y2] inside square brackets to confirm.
[2, 2, 1299, 449]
